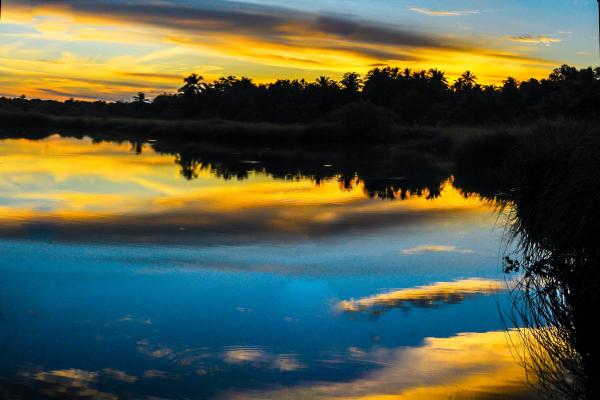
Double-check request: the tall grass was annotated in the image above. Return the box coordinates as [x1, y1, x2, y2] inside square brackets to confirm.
[456, 120, 600, 399]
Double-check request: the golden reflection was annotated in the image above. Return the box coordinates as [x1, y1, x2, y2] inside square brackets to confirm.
[225, 329, 541, 400]
[20, 369, 118, 400]
[400, 245, 475, 255]
[0, 136, 493, 242]
[134, 339, 305, 373]
[223, 347, 305, 372]
[338, 279, 503, 313]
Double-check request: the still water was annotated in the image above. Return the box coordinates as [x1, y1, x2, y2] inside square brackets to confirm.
[0, 135, 535, 399]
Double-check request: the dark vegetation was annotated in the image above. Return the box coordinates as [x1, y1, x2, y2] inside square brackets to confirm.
[155, 141, 450, 200]
[453, 122, 600, 399]
[0, 125, 451, 201]
[1, 64, 599, 147]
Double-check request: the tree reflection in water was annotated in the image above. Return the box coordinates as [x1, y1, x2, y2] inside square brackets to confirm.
[158, 142, 449, 201]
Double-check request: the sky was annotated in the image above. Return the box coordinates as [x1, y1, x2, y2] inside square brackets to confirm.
[0, 0, 598, 100]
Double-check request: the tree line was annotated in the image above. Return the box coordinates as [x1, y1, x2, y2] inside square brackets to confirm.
[1, 64, 599, 126]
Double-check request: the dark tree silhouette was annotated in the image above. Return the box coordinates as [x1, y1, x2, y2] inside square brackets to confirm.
[453, 122, 600, 399]
[340, 72, 362, 94]
[452, 70, 478, 92]
[2, 64, 600, 129]
[179, 73, 205, 97]
[133, 92, 147, 103]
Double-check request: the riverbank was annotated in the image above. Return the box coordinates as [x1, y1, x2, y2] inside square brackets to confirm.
[2, 109, 589, 154]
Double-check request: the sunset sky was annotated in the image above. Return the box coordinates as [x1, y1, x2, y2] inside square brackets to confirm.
[0, 0, 598, 100]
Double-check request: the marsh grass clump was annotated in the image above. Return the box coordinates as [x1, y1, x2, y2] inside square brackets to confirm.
[512, 121, 600, 256]
[491, 121, 600, 399]
[448, 119, 600, 398]
[455, 131, 519, 179]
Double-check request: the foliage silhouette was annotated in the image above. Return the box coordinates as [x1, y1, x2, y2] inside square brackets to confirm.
[454, 122, 600, 399]
[152, 140, 449, 200]
[2, 65, 600, 136]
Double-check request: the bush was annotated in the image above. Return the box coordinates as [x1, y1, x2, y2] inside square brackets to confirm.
[332, 101, 395, 142]
[455, 131, 518, 172]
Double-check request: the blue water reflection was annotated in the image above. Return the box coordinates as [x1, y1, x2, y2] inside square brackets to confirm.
[0, 136, 534, 399]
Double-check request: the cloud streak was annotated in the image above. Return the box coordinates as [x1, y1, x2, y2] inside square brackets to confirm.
[409, 8, 480, 17]
[9, 0, 474, 52]
[337, 279, 503, 314]
[223, 347, 305, 372]
[1, 0, 558, 99]
[509, 35, 562, 45]
[400, 245, 475, 255]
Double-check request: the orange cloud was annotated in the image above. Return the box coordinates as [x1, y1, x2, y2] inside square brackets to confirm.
[0, 0, 559, 99]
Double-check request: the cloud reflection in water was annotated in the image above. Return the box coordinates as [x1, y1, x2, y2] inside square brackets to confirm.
[223, 330, 539, 400]
[338, 279, 503, 315]
[0, 136, 492, 245]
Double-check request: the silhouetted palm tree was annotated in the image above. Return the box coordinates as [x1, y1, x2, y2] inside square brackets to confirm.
[340, 72, 362, 93]
[452, 71, 478, 92]
[315, 76, 337, 88]
[133, 92, 147, 103]
[2, 62, 600, 126]
[179, 73, 204, 97]
[428, 69, 447, 85]
[461, 71, 477, 86]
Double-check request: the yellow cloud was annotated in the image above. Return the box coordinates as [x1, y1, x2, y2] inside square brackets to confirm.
[338, 279, 503, 313]
[409, 8, 480, 17]
[223, 329, 542, 400]
[0, 0, 559, 99]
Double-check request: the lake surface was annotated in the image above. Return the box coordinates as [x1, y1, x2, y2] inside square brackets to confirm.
[0, 135, 536, 399]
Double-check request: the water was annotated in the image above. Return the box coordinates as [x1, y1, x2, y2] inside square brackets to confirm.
[0, 135, 535, 399]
